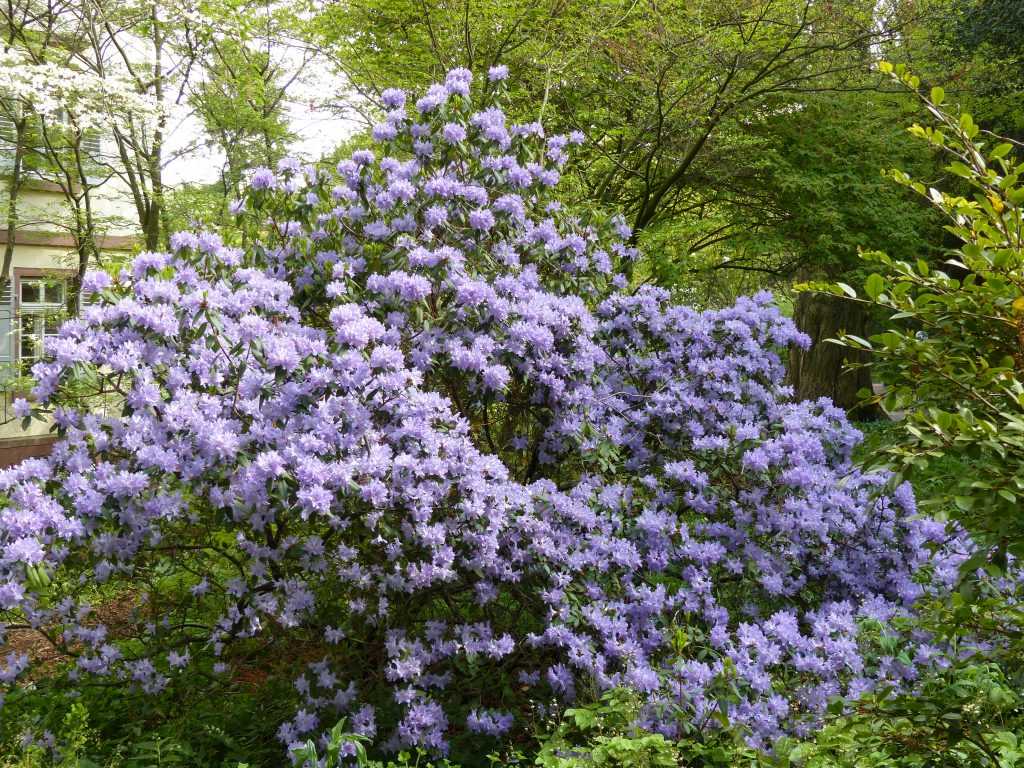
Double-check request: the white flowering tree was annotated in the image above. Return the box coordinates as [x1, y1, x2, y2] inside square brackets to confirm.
[0, 0, 159, 305]
[21, 0, 315, 251]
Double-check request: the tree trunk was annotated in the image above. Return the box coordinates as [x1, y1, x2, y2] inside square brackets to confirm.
[1, 117, 27, 295]
[147, 2, 166, 251]
[788, 291, 880, 417]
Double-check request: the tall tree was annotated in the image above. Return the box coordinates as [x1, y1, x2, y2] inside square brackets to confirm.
[315, 0, 944, 409]
[183, 0, 306, 220]
[751, 90, 942, 408]
[316, 1, 912, 234]
[70, 0, 198, 251]
[0, 2, 34, 299]
[0, 1, 157, 305]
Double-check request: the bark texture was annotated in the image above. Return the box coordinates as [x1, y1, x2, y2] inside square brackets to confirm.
[788, 291, 879, 417]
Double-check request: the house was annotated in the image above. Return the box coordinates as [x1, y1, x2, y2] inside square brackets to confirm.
[0, 115, 139, 465]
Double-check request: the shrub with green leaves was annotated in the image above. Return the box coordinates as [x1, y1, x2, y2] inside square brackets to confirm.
[534, 689, 762, 768]
[797, 62, 1024, 768]
[821, 62, 1024, 567]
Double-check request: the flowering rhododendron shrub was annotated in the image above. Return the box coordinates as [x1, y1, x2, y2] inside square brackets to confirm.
[0, 67, 957, 758]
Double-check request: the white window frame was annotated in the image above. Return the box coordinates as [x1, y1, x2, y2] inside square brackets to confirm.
[16, 272, 70, 374]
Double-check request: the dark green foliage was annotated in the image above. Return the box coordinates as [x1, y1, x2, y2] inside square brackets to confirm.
[951, 0, 1024, 67]
[826, 64, 1024, 561]
[314, 0, 931, 294]
[752, 93, 942, 279]
[1, 665, 295, 767]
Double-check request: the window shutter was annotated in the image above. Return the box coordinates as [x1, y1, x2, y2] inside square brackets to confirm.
[0, 277, 14, 366]
[82, 132, 102, 159]
[0, 113, 15, 143]
[0, 112, 16, 170]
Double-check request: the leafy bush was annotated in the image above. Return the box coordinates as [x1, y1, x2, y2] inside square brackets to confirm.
[535, 689, 763, 768]
[0, 68, 956, 762]
[826, 62, 1024, 567]
[778, 591, 1024, 767]
[803, 63, 1024, 768]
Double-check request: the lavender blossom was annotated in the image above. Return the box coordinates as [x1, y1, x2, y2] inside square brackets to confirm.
[0, 65, 966, 763]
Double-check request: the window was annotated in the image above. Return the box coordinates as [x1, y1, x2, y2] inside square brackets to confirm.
[52, 107, 103, 159]
[21, 278, 65, 306]
[81, 131, 102, 158]
[0, 104, 103, 168]
[0, 102, 20, 169]
[0, 113, 15, 143]
[18, 276, 67, 374]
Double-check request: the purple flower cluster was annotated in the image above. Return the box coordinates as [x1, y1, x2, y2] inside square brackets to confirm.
[0, 69, 959, 758]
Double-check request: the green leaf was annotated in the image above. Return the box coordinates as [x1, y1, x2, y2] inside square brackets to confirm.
[836, 282, 857, 299]
[991, 142, 1014, 160]
[954, 495, 975, 511]
[948, 161, 973, 178]
[865, 273, 885, 300]
[844, 334, 873, 349]
[569, 707, 600, 730]
[930, 86, 945, 105]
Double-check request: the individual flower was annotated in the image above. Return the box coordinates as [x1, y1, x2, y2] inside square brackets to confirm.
[381, 87, 406, 108]
[441, 122, 467, 144]
[248, 167, 276, 190]
[468, 208, 495, 231]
